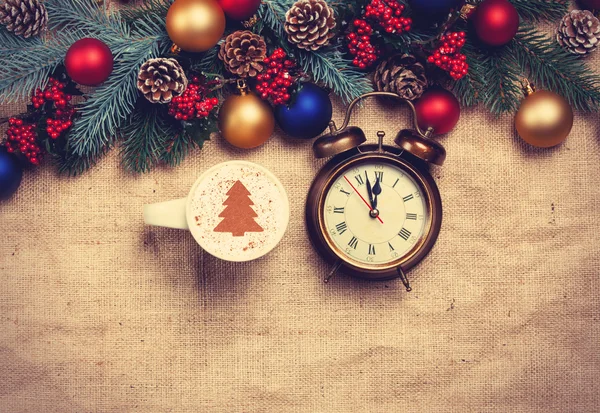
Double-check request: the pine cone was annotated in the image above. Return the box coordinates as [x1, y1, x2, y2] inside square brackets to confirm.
[557, 10, 600, 55]
[0, 0, 48, 38]
[218, 30, 267, 78]
[137, 58, 188, 104]
[373, 55, 428, 101]
[284, 0, 336, 51]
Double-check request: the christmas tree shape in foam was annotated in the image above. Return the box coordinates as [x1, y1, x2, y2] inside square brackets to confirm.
[214, 180, 264, 237]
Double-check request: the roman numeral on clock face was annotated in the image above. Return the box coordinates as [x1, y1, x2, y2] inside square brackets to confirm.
[403, 194, 414, 202]
[406, 213, 417, 220]
[333, 207, 345, 214]
[348, 236, 359, 249]
[336, 222, 348, 235]
[355, 175, 364, 186]
[374, 171, 384, 182]
[368, 244, 376, 255]
[340, 188, 351, 196]
[392, 178, 400, 188]
[398, 228, 411, 241]
[388, 242, 395, 252]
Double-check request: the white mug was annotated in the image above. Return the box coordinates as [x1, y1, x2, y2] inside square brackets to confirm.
[144, 161, 290, 262]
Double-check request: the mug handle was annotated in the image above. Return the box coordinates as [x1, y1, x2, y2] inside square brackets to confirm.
[144, 198, 189, 229]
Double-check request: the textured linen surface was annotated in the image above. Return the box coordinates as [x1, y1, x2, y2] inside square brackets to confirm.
[2, 55, 600, 413]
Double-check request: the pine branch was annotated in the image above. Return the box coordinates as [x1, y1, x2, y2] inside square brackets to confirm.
[480, 49, 522, 114]
[160, 115, 217, 167]
[295, 48, 372, 103]
[120, 100, 178, 173]
[452, 43, 486, 107]
[121, 0, 173, 25]
[510, 25, 600, 112]
[509, 0, 569, 23]
[67, 36, 167, 155]
[259, 1, 372, 103]
[0, 28, 84, 103]
[45, 0, 130, 39]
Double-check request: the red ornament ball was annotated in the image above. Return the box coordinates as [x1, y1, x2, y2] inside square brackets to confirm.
[579, 0, 600, 10]
[65, 38, 114, 86]
[472, 0, 520, 47]
[415, 88, 461, 135]
[217, 0, 261, 20]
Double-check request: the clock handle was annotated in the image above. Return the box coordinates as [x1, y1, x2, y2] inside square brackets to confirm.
[334, 91, 433, 139]
[396, 267, 412, 292]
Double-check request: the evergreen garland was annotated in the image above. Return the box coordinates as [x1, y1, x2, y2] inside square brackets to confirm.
[0, 0, 599, 175]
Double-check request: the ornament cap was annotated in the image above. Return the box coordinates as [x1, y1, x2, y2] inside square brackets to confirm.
[313, 125, 366, 158]
[394, 129, 446, 166]
[521, 79, 535, 96]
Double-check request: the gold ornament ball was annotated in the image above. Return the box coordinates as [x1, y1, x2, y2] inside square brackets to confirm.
[166, 0, 226, 53]
[218, 88, 275, 149]
[515, 90, 574, 148]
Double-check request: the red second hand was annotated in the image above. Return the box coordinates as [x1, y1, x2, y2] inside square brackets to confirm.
[344, 176, 384, 224]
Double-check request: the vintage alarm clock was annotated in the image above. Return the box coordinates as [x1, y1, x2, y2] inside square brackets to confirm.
[306, 92, 446, 290]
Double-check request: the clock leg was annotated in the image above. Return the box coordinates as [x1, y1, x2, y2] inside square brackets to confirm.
[396, 267, 412, 292]
[324, 261, 342, 283]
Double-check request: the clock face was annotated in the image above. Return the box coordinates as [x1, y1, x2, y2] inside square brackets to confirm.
[321, 159, 429, 267]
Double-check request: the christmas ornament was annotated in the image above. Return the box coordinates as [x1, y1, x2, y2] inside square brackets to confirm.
[472, 0, 519, 47]
[0, 0, 47, 38]
[415, 88, 460, 134]
[557, 10, 600, 56]
[137, 58, 188, 104]
[217, 0, 261, 21]
[579, 0, 600, 10]
[255, 48, 298, 105]
[410, 0, 460, 15]
[427, 31, 468, 80]
[168, 75, 219, 121]
[515, 81, 574, 148]
[65, 38, 114, 86]
[218, 30, 267, 78]
[373, 54, 428, 100]
[166, 0, 226, 53]
[0, 147, 23, 200]
[275, 83, 333, 140]
[284, 0, 336, 51]
[4, 118, 42, 165]
[144, 160, 289, 262]
[218, 80, 275, 149]
[307, 91, 445, 288]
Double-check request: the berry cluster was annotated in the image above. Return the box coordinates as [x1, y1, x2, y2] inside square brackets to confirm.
[4, 118, 42, 165]
[365, 0, 412, 34]
[32, 77, 76, 140]
[168, 76, 219, 121]
[256, 48, 297, 105]
[427, 32, 469, 80]
[347, 0, 412, 69]
[347, 21, 379, 69]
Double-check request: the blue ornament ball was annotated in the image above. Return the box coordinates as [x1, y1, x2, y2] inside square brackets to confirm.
[275, 83, 333, 140]
[0, 147, 23, 200]
[410, 0, 460, 14]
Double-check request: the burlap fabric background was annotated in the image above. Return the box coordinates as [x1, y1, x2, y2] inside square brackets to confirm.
[2, 20, 600, 412]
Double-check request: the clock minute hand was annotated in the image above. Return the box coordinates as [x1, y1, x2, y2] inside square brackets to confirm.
[365, 171, 375, 208]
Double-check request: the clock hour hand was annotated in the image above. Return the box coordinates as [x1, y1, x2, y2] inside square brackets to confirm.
[372, 175, 382, 209]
